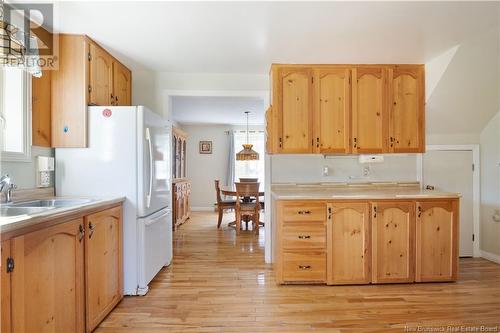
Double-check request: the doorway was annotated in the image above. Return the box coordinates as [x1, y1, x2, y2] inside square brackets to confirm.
[422, 146, 479, 257]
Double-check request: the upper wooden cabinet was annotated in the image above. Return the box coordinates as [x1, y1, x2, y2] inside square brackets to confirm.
[32, 70, 52, 147]
[113, 60, 132, 106]
[89, 43, 113, 106]
[388, 65, 425, 153]
[315, 67, 351, 154]
[51, 34, 132, 147]
[352, 67, 387, 154]
[277, 67, 314, 153]
[267, 64, 425, 154]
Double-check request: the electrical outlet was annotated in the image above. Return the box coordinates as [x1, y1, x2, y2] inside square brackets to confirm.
[323, 166, 330, 176]
[363, 166, 370, 177]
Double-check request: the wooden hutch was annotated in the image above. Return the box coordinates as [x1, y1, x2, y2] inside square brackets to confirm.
[172, 126, 191, 230]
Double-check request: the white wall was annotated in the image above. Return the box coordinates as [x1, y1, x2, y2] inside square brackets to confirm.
[479, 111, 500, 258]
[271, 154, 418, 184]
[131, 70, 161, 114]
[183, 124, 264, 209]
[1, 146, 54, 189]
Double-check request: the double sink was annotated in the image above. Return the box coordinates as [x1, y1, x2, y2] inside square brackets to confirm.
[1, 199, 94, 218]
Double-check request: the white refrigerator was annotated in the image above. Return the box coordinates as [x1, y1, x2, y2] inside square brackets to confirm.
[56, 106, 172, 295]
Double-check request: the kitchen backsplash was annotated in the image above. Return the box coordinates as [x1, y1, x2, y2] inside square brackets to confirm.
[271, 154, 419, 184]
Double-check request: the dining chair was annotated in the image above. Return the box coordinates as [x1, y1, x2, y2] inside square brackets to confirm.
[235, 182, 261, 235]
[214, 180, 236, 229]
[239, 178, 258, 182]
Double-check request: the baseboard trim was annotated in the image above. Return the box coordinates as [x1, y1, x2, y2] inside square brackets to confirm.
[480, 250, 500, 264]
[191, 206, 215, 212]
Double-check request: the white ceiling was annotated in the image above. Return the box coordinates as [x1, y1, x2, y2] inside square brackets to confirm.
[53, 1, 499, 73]
[171, 96, 265, 125]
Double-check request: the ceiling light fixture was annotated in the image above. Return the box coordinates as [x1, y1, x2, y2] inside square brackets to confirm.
[236, 111, 259, 161]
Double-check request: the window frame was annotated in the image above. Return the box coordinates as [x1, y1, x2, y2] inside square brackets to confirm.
[0, 69, 32, 162]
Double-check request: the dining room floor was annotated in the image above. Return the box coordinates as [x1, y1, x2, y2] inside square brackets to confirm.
[97, 211, 500, 333]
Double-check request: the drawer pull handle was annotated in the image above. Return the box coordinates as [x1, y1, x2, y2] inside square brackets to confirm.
[298, 210, 311, 215]
[298, 265, 311, 270]
[298, 235, 311, 239]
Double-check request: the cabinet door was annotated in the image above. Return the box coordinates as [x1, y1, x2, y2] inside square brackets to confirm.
[278, 67, 313, 153]
[32, 70, 52, 147]
[388, 65, 425, 153]
[416, 201, 458, 282]
[352, 67, 387, 153]
[112, 61, 131, 106]
[1, 240, 11, 333]
[372, 202, 414, 283]
[85, 207, 123, 332]
[89, 43, 113, 106]
[10, 219, 85, 333]
[327, 202, 371, 285]
[315, 68, 351, 153]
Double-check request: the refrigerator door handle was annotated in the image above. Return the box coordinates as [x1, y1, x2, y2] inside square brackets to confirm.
[145, 127, 153, 208]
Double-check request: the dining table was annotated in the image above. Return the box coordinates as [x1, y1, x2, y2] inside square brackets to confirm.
[220, 185, 265, 229]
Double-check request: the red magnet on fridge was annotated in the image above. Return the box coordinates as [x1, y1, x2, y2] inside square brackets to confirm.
[102, 109, 112, 117]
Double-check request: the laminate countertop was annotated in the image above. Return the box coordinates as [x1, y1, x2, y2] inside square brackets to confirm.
[0, 196, 125, 237]
[271, 182, 461, 200]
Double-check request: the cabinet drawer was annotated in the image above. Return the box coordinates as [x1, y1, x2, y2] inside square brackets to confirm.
[283, 222, 325, 249]
[282, 251, 326, 282]
[282, 203, 326, 222]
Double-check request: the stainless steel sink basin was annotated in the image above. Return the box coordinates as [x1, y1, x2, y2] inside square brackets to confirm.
[1, 206, 55, 217]
[11, 199, 93, 208]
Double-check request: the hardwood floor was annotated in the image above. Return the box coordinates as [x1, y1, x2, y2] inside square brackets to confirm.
[97, 212, 500, 333]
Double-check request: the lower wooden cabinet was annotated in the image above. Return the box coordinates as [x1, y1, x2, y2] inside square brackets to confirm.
[85, 207, 123, 332]
[327, 202, 371, 285]
[10, 218, 85, 333]
[172, 180, 191, 230]
[416, 201, 459, 282]
[372, 201, 415, 283]
[1, 205, 123, 333]
[275, 199, 459, 285]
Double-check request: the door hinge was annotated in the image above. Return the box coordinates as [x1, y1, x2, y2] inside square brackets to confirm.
[88, 52, 92, 61]
[311, 77, 314, 84]
[472, 234, 475, 242]
[88, 85, 92, 93]
[6, 257, 14, 273]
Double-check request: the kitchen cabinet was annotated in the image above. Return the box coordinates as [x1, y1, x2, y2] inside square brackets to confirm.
[172, 180, 191, 230]
[274, 197, 458, 285]
[51, 34, 132, 147]
[1, 240, 11, 333]
[89, 43, 113, 106]
[112, 60, 132, 106]
[388, 65, 425, 153]
[32, 70, 52, 147]
[85, 207, 123, 332]
[276, 67, 314, 153]
[10, 218, 86, 333]
[275, 201, 327, 284]
[351, 67, 387, 154]
[416, 200, 459, 282]
[371, 201, 414, 283]
[267, 64, 424, 155]
[327, 202, 371, 285]
[1, 205, 123, 333]
[314, 68, 351, 154]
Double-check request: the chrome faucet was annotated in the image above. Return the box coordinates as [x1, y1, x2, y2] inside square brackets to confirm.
[0, 174, 16, 204]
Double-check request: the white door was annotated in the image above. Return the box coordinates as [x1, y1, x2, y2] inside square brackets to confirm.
[423, 150, 474, 257]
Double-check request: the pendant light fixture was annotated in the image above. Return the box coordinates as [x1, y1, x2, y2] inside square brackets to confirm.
[236, 111, 259, 161]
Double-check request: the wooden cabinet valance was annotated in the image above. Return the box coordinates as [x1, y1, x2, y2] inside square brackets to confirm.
[266, 64, 425, 154]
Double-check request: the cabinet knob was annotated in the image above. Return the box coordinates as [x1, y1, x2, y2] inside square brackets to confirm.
[78, 224, 85, 242]
[298, 235, 311, 239]
[297, 210, 311, 215]
[88, 222, 95, 239]
[298, 265, 311, 270]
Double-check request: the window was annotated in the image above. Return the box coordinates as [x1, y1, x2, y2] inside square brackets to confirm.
[0, 68, 31, 161]
[234, 131, 265, 185]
